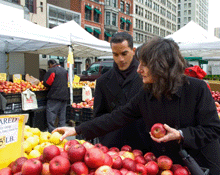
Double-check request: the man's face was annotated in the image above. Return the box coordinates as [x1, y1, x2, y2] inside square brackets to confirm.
[111, 40, 135, 71]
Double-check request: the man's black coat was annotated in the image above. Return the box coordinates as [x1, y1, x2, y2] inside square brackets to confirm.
[92, 63, 149, 151]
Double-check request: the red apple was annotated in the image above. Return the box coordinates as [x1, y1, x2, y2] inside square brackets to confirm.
[136, 163, 148, 175]
[68, 144, 86, 163]
[43, 145, 60, 162]
[144, 152, 157, 163]
[120, 168, 128, 175]
[94, 143, 103, 148]
[145, 161, 159, 175]
[170, 164, 182, 172]
[173, 167, 189, 175]
[100, 146, 109, 153]
[122, 158, 136, 171]
[112, 169, 122, 175]
[135, 155, 147, 165]
[107, 150, 119, 156]
[41, 163, 51, 175]
[157, 155, 173, 170]
[121, 145, 132, 152]
[133, 149, 143, 157]
[22, 158, 43, 175]
[13, 172, 22, 175]
[49, 156, 70, 175]
[0, 167, 12, 175]
[161, 170, 173, 175]
[150, 123, 167, 138]
[95, 165, 114, 175]
[119, 151, 135, 160]
[8, 161, 14, 169]
[60, 150, 69, 159]
[109, 147, 120, 152]
[64, 140, 79, 151]
[70, 162, 89, 175]
[11, 157, 28, 174]
[82, 141, 95, 151]
[126, 171, 137, 175]
[84, 147, 105, 169]
[104, 153, 113, 167]
[111, 154, 123, 169]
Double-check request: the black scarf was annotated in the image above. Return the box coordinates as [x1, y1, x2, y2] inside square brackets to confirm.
[114, 58, 139, 87]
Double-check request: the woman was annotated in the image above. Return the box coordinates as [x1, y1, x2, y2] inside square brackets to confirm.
[54, 37, 220, 174]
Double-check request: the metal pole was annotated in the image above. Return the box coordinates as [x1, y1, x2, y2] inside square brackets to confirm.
[68, 46, 74, 105]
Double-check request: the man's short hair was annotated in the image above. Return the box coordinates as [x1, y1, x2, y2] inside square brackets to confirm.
[110, 32, 133, 49]
[48, 59, 57, 66]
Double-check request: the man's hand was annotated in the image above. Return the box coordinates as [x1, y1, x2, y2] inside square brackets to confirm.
[149, 124, 182, 143]
[52, 127, 77, 141]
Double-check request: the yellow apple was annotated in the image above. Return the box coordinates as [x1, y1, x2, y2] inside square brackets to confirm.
[28, 150, 41, 159]
[39, 132, 51, 144]
[23, 141, 32, 154]
[49, 132, 62, 145]
[26, 136, 39, 148]
[24, 131, 33, 140]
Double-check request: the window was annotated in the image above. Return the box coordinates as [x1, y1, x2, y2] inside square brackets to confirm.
[85, 5, 92, 20]
[106, 12, 110, 25]
[161, 0, 166, 5]
[188, 17, 191, 21]
[184, 17, 187, 22]
[172, 24, 176, 31]
[172, 14, 176, 22]
[167, 1, 171, 9]
[87, 63, 100, 75]
[48, 5, 81, 28]
[178, 25, 180, 30]
[112, 0, 117, 8]
[105, 0, 110, 5]
[167, 21, 171, 29]
[188, 10, 191, 15]
[25, 0, 36, 13]
[160, 17, 165, 26]
[172, 4, 176, 12]
[126, 4, 130, 14]
[94, 0, 99, 2]
[120, 18, 125, 29]
[145, 23, 152, 32]
[5, 0, 20, 4]
[112, 13, 117, 26]
[178, 18, 181, 23]
[178, 11, 180, 17]
[94, 9, 100, 23]
[145, 0, 152, 8]
[126, 22, 130, 31]
[120, 1, 124, 12]
[188, 3, 191, 8]
[153, 26, 159, 35]
[94, 29, 101, 39]
[160, 29, 165, 37]
[104, 32, 111, 41]
[184, 3, 187, 8]
[167, 11, 171, 19]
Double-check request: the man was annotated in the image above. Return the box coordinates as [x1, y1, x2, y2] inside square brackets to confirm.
[43, 59, 69, 133]
[92, 32, 148, 151]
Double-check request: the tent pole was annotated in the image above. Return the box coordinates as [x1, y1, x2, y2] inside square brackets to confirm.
[68, 46, 74, 105]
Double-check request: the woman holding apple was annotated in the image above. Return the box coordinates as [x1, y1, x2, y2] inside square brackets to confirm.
[53, 37, 220, 175]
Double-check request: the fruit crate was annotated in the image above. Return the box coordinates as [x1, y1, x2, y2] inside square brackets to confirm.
[66, 106, 82, 123]
[35, 90, 48, 101]
[1, 93, 21, 104]
[81, 108, 93, 122]
[73, 95, 82, 103]
[0, 103, 22, 114]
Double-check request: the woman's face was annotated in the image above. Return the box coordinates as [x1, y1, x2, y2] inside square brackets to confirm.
[137, 61, 154, 84]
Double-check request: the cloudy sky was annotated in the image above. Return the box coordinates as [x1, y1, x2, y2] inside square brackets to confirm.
[208, 0, 220, 35]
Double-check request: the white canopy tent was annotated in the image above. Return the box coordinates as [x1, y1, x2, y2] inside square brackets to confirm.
[52, 20, 113, 57]
[165, 21, 220, 44]
[0, 18, 71, 56]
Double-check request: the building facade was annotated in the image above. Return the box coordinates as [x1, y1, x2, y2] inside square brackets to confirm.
[133, 0, 177, 44]
[177, 0, 208, 30]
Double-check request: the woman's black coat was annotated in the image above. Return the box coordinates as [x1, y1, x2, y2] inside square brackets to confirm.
[76, 77, 220, 175]
[92, 65, 149, 151]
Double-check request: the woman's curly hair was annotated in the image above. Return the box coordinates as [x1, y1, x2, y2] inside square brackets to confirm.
[138, 37, 187, 100]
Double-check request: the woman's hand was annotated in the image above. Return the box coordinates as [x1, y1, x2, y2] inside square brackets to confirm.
[52, 127, 77, 141]
[149, 124, 182, 143]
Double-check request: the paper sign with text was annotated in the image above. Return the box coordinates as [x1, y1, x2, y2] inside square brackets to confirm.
[0, 114, 29, 169]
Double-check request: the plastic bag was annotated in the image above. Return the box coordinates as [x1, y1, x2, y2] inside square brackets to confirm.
[25, 74, 40, 85]
[21, 89, 38, 111]
[82, 85, 92, 101]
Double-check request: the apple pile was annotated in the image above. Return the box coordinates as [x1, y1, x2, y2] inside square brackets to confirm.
[72, 97, 94, 109]
[0, 137, 192, 175]
[22, 125, 68, 160]
[215, 102, 220, 117]
[0, 80, 47, 94]
[211, 91, 220, 103]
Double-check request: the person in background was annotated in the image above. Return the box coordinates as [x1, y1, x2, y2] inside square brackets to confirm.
[92, 32, 148, 151]
[54, 37, 220, 175]
[43, 59, 69, 133]
[185, 64, 211, 90]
